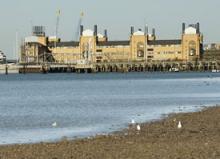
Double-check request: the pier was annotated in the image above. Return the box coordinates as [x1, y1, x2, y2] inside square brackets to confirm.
[14, 60, 220, 73]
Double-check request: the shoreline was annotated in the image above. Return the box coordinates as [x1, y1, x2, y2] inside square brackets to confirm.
[0, 104, 205, 146]
[1, 106, 220, 158]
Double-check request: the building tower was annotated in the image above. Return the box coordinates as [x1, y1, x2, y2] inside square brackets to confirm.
[130, 27, 147, 61]
[79, 25, 98, 63]
[182, 23, 203, 61]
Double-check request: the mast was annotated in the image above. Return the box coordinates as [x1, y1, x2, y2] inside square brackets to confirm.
[55, 9, 61, 61]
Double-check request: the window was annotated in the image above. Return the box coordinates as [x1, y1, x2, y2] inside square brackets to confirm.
[188, 41, 196, 56]
[96, 56, 102, 59]
[147, 56, 154, 58]
[96, 49, 102, 52]
[137, 42, 144, 58]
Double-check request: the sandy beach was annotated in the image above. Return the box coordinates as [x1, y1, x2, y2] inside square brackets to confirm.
[0, 106, 220, 159]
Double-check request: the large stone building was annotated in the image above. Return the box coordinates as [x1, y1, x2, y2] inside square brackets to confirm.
[20, 23, 203, 64]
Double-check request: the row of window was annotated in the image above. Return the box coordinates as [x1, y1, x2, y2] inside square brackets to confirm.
[136, 51, 182, 59]
[147, 51, 181, 55]
[148, 45, 181, 47]
[157, 51, 181, 54]
[52, 45, 181, 50]
[98, 45, 129, 48]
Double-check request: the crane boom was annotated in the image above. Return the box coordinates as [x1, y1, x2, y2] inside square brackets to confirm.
[74, 12, 84, 41]
[54, 9, 61, 54]
[55, 9, 61, 41]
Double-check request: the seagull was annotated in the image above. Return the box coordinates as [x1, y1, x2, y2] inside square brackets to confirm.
[177, 121, 182, 129]
[131, 119, 135, 124]
[136, 124, 141, 131]
[52, 122, 57, 127]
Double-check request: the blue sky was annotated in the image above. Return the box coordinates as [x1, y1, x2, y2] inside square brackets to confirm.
[0, 0, 220, 58]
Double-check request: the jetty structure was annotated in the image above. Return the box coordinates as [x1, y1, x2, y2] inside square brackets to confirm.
[17, 23, 220, 73]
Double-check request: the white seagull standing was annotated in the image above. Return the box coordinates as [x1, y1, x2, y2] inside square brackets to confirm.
[177, 121, 182, 129]
[131, 119, 135, 124]
[136, 124, 141, 131]
[52, 122, 57, 127]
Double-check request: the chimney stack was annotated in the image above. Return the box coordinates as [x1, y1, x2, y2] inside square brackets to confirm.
[145, 25, 148, 35]
[104, 29, 108, 37]
[80, 25, 83, 36]
[152, 28, 155, 36]
[94, 25, 98, 36]
[182, 23, 185, 34]
[131, 26, 134, 35]
[196, 22, 200, 34]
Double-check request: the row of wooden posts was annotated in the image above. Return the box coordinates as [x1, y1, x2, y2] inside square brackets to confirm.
[17, 61, 220, 74]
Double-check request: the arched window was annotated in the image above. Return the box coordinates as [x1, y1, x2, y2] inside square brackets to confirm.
[188, 41, 196, 56]
[82, 43, 89, 59]
[137, 42, 144, 58]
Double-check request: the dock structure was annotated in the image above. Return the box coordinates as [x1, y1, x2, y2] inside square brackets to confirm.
[20, 23, 204, 69]
[15, 22, 220, 74]
[16, 60, 220, 74]
[0, 64, 19, 74]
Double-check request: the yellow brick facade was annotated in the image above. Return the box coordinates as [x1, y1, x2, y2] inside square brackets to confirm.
[21, 23, 203, 64]
[147, 45, 182, 61]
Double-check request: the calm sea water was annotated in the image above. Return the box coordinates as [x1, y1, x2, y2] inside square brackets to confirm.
[0, 72, 220, 145]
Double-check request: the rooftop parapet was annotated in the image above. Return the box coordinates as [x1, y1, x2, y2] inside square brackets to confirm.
[32, 26, 45, 37]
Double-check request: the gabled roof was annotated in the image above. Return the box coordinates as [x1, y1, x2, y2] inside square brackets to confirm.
[148, 39, 181, 45]
[97, 41, 130, 46]
[48, 41, 79, 47]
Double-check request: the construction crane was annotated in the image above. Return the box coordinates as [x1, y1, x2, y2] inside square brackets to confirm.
[55, 9, 61, 44]
[74, 12, 84, 41]
[54, 9, 61, 52]
[53, 9, 61, 63]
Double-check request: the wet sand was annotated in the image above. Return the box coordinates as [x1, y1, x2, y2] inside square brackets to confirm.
[1, 106, 220, 159]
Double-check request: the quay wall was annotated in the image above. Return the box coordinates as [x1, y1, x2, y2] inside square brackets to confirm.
[17, 60, 220, 74]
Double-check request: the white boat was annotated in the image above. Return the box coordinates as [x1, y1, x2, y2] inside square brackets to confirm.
[169, 67, 179, 72]
[211, 69, 220, 73]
